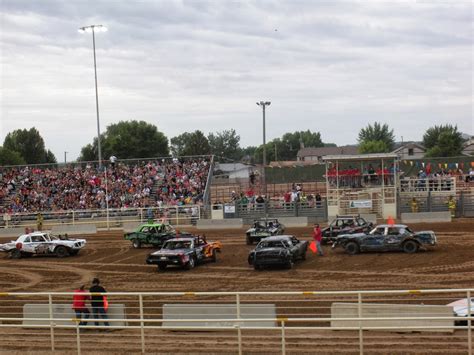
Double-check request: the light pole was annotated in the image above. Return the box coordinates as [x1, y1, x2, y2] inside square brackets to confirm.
[78, 24, 107, 168]
[256, 101, 271, 198]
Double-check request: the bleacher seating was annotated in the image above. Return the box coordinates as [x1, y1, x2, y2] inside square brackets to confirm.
[0, 157, 211, 213]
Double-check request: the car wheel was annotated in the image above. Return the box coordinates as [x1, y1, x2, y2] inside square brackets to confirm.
[157, 263, 167, 271]
[185, 257, 195, 270]
[253, 263, 261, 271]
[301, 252, 306, 260]
[286, 260, 294, 269]
[344, 241, 360, 255]
[10, 249, 22, 259]
[55, 246, 69, 258]
[403, 240, 419, 254]
[132, 239, 141, 249]
[210, 249, 217, 263]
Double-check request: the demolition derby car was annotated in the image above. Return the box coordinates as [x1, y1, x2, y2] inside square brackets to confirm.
[124, 222, 191, 248]
[321, 215, 373, 244]
[246, 218, 285, 245]
[0, 231, 86, 258]
[146, 235, 222, 271]
[332, 224, 437, 255]
[447, 298, 474, 326]
[248, 235, 308, 270]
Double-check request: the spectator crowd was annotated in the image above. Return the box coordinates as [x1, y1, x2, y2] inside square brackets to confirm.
[0, 158, 210, 214]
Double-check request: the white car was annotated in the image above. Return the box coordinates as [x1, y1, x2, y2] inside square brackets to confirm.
[447, 298, 474, 325]
[0, 232, 86, 258]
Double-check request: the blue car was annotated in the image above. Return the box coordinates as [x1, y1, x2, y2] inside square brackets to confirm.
[332, 224, 437, 255]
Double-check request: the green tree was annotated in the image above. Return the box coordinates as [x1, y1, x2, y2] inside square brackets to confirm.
[170, 130, 211, 156]
[280, 130, 324, 160]
[422, 125, 464, 157]
[359, 140, 390, 154]
[240, 146, 257, 164]
[252, 130, 324, 163]
[0, 146, 26, 165]
[3, 128, 55, 164]
[208, 129, 241, 161]
[78, 120, 169, 161]
[358, 122, 395, 151]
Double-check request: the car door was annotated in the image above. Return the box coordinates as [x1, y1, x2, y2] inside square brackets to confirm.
[20, 236, 35, 253]
[194, 240, 206, 262]
[384, 227, 402, 250]
[290, 237, 303, 257]
[29, 235, 49, 254]
[363, 227, 386, 251]
[330, 220, 341, 237]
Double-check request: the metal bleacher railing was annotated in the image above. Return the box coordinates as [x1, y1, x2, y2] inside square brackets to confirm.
[0, 288, 471, 354]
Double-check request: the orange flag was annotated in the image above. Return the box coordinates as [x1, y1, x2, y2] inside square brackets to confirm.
[309, 241, 317, 253]
[387, 216, 395, 225]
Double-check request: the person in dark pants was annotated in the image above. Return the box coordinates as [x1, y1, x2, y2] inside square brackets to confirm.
[89, 278, 109, 327]
[72, 285, 90, 326]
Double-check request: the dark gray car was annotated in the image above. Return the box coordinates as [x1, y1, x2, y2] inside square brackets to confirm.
[248, 235, 308, 270]
[332, 224, 437, 255]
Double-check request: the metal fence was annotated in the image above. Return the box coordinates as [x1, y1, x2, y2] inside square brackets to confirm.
[0, 205, 202, 230]
[233, 200, 328, 223]
[398, 191, 474, 218]
[0, 289, 471, 354]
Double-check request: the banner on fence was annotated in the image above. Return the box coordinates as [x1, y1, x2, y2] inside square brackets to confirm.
[349, 200, 372, 208]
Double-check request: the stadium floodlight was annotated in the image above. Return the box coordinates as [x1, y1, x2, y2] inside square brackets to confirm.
[256, 101, 271, 200]
[78, 24, 107, 168]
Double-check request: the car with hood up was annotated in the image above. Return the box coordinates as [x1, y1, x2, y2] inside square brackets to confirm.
[248, 235, 308, 270]
[245, 218, 285, 245]
[321, 215, 373, 244]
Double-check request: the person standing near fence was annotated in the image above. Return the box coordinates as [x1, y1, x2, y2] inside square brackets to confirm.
[89, 278, 110, 328]
[410, 197, 419, 213]
[312, 224, 324, 256]
[72, 285, 90, 326]
[36, 213, 43, 231]
[447, 196, 456, 218]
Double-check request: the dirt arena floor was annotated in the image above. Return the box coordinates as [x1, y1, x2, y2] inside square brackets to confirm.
[0, 219, 473, 354]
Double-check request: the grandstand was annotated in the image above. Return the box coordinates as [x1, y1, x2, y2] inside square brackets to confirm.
[0, 156, 212, 214]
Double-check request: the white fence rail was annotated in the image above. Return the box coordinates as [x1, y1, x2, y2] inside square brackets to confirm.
[1, 205, 201, 230]
[0, 289, 472, 354]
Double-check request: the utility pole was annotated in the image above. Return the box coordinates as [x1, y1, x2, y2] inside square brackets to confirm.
[78, 24, 107, 168]
[256, 101, 271, 198]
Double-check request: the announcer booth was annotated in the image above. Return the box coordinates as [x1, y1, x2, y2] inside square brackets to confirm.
[322, 153, 399, 219]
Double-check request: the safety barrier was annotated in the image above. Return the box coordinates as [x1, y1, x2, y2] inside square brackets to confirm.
[0, 205, 202, 231]
[0, 289, 471, 354]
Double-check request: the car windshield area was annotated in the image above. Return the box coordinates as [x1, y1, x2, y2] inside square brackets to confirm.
[163, 240, 192, 249]
[356, 218, 367, 226]
[257, 240, 289, 249]
[30, 235, 47, 243]
[163, 225, 174, 233]
[370, 227, 386, 235]
[386, 227, 400, 236]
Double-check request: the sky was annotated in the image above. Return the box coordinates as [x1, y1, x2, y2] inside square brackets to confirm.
[0, 0, 473, 161]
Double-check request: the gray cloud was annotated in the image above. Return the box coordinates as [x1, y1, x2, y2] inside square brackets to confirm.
[1, 0, 472, 160]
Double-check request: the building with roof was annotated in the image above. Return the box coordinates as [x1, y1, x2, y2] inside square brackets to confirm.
[297, 145, 359, 163]
[391, 142, 426, 160]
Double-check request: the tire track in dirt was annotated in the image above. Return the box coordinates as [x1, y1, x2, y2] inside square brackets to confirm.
[0, 266, 44, 291]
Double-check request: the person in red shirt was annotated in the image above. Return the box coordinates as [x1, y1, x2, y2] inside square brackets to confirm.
[72, 285, 90, 326]
[312, 224, 324, 256]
